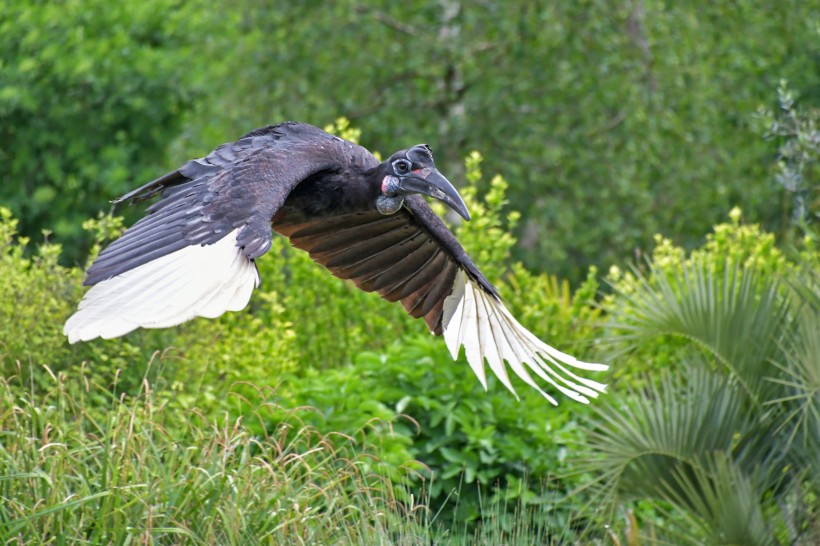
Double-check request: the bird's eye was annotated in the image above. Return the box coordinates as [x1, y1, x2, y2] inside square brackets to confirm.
[393, 159, 411, 175]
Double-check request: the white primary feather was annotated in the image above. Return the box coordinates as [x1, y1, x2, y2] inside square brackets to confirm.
[64, 229, 260, 343]
[442, 270, 607, 404]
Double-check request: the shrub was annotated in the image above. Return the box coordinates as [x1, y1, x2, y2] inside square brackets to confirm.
[0, 0, 214, 263]
[583, 212, 820, 544]
[1, 148, 609, 539]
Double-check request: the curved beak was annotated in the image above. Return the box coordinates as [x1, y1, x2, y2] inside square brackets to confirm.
[399, 168, 471, 221]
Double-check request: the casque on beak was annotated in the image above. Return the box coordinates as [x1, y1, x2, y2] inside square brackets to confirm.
[398, 168, 471, 221]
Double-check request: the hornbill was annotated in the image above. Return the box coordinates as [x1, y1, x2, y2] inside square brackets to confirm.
[64, 122, 607, 404]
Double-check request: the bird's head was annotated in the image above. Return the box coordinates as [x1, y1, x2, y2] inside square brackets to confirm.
[377, 144, 470, 220]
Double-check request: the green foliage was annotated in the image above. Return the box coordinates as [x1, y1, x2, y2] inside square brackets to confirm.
[604, 209, 802, 375]
[756, 80, 820, 240]
[0, 207, 78, 378]
[0, 204, 294, 411]
[267, 337, 580, 526]
[0, 190, 610, 542]
[0, 0, 210, 263]
[244, 157, 607, 533]
[448, 152, 521, 283]
[253, 235, 414, 370]
[7, 197, 816, 541]
[0, 368, 605, 545]
[33, 149, 612, 540]
[771, 268, 820, 456]
[583, 217, 820, 544]
[177, 0, 818, 281]
[6, 0, 818, 282]
[0, 149, 608, 538]
[610, 261, 788, 400]
[6, 64, 818, 536]
[0, 368, 426, 544]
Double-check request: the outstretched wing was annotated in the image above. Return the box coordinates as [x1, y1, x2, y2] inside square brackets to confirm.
[84, 123, 351, 285]
[65, 122, 369, 343]
[273, 195, 608, 404]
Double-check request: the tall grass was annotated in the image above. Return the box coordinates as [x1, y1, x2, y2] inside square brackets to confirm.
[0, 362, 429, 545]
[0, 362, 600, 545]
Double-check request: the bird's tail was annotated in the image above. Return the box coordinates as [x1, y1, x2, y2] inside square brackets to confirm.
[64, 229, 259, 343]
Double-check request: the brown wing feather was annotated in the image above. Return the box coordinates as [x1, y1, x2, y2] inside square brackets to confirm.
[335, 233, 430, 281]
[274, 209, 463, 334]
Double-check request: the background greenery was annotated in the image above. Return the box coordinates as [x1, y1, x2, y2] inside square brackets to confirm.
[3, 0, 818, 277]
[1, 0, 819, 543]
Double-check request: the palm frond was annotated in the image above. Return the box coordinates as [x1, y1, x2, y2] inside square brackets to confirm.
[580, 366, 756, 501]
[607, 260, 789, 401]
[766, 267, 820, 494]
[661, 454, 777, 546]
[579, 365, 805, 544]
[767, 308, 820, 450]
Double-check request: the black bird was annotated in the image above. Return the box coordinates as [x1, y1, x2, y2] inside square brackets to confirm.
[64, 122, 607, 403]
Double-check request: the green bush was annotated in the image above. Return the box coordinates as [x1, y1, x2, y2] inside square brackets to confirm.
[0, 207, 79, 380]
[10, 112, 818, 540]
[0, 143, 610, 539]
[268, 336, 599, 531]
[178, 0, 819, 281]
[583, 212, 820, 544]
[244, 152, 607, 532]
[0, 166, 609, 541]
[0, 0, 211, 263]
[755, 80, 819, 242]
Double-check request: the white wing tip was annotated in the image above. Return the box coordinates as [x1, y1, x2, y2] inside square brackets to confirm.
[64, 229, 258, 343]
[441, 274, 608, 404]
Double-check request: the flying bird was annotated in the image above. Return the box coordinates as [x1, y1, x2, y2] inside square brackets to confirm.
[64, 122, 607, 404]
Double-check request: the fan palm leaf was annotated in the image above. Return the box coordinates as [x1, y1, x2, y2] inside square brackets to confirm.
[767, 267, 820, 499]
[583, 259, 818, 543]
[607, 260, 789, 401]
[581, 366, 759, 501]
[661, 454, 777, 546]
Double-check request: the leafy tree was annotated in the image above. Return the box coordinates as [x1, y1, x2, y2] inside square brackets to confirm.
[756, 80, 820, 241]
[0, 0, 209, 263]
[179, 0, 819, 280]
[5, 0, 817, 281]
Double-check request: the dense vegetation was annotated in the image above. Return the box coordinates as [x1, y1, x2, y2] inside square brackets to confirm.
[3, 0, 818, 277]
[2, 165, 818, 542]
[1, 0, 819, 543]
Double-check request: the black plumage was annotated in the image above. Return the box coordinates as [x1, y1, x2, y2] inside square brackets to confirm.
[65, 122, 608, 403]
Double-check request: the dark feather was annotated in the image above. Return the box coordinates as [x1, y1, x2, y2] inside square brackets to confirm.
[421, 261, 458, 315]
[85, 121, 498, 337]
[334, 233, 429, 280]
[377, 242, 439, 301]
[274, 186, 499, 333]
[86, 122, 375, 286]
[297, 216, 407, 254]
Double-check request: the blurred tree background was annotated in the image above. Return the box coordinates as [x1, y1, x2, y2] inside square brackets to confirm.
[3, 0, 817, 278]
[2, 0, 819, 543]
